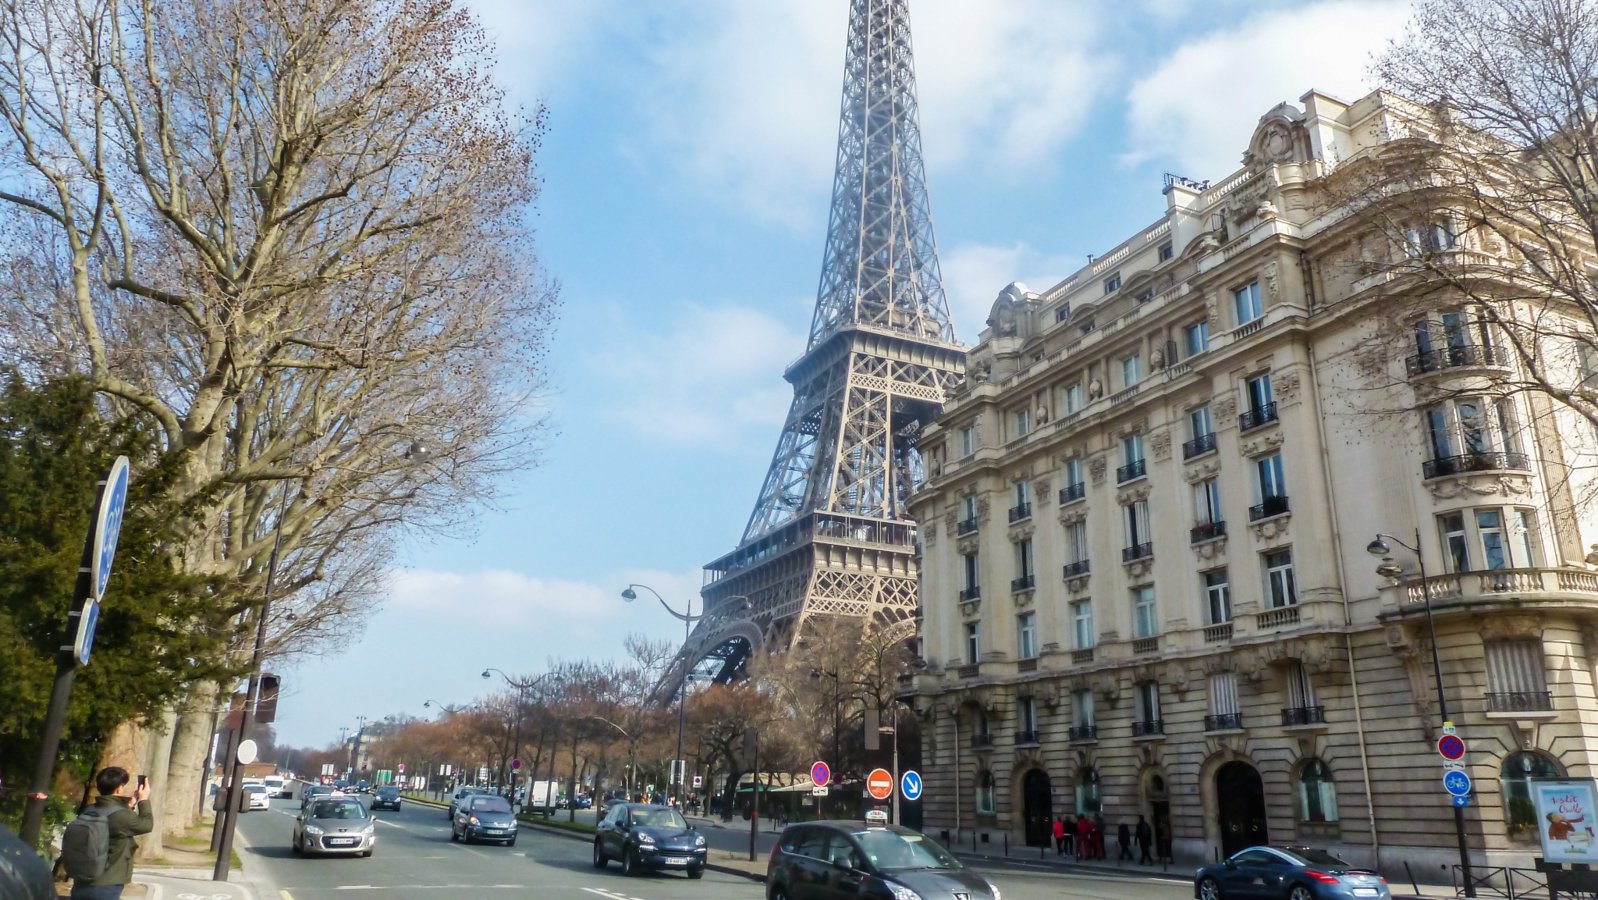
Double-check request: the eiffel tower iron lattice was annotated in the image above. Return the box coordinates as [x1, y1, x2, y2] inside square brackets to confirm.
[674, 0, 965, 691]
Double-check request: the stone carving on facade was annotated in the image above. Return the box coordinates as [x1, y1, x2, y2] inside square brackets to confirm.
[1252, 514, 1292, 542]
[1089, 456, 1108, 485]
[1215, 396, 1238, 428]
[957, 535, 979, 556]
[1009, 524, 1035, 541]
[1478, 613, 1541, 641]
[1390, 640, 1437, 731]
[959, 599, 981, 619]
[1065, 573, 1090, 594]
[922, 522, 937, 545]
[1206, 294, 1222, 331]
[1058, 505, 1087, 527]
[986, 283, 1027, 337]
[1239, 431, 1285, 457]
[1262, 261, 1281, 303]
[943, 509, 958, 532]
[1035, 477, 1051, 507]
[1425, 473, 1532, 500]
[1090, 673, 1120, 705]
[1088, 379, 1104, 400]
[1289, 635, 1338, 675]
[1185, 459, 1222, 484]
[1275, 370, 1302, 405]
[1150, 431, 1172, 461]
[1207, 732, 1247, 757]
[1012, 590, 1034, 609]
[1192, 537, 1227, 561]
[1117, 484, 1152, 505]
[1582, 626, 1598, 670]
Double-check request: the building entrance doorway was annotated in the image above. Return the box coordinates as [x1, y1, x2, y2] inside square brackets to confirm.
[1021, 769, 1053, 847]
[1145, 771, 1173, 863]
[1215, 761, 1268, 855]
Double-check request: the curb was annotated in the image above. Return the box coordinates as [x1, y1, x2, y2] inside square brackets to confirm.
[956, 851, 1193, 883]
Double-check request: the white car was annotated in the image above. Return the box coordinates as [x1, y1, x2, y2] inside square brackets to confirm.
[263, 775, 289, 798]
[244, 783, 271, 811]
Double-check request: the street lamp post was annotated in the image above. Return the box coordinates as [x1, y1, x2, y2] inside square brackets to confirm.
[483, 668, 551, 809]
[583, 715, 637, 800]
[1368, 529, 1474, 898]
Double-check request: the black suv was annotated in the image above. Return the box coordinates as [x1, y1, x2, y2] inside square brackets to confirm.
[766, 819, 1001, 900]
[593, 803, 707, 878]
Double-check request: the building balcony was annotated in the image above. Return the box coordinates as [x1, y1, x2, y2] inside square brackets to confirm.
[1062, 560, 1091, 579]
[1238, 401, 1279, 432]
[958, 586, 981, 602]
[1203, 621, 1234, 643]
[1132, 636, 1160, 655]
[1008, 503, 1032, 523]
[1014, 730, 1040, 746]
[1071, 648, 1094, 665]
[972, 732, 993, 749]
[1485, 690, 1553, 713]
[1068, 725, 1098, 742]
[1122, 542, 1153, 563]
[1383, 567, 1598, 618]
[957, 664, 980, 679]
[1011, 574, 1036, 592]
[1059, 481, 1086, 504]
[1406, 343, 1511, 376]
[1281, 705, 1326, 727]
[1205, 713, 1244, 732]
[1255, 605, 1300, 629]
[1183, 433, 1218, 459]
[956, 516, 979, 536]
[1132, 719, 1165, 738]
[1017, 657, 1038, 673]
[1422, 450, 1530, 479]
[1191, 520, 1227, 543]
[1249, 495, 1290, 521]
[1117, 458, 1147, 483]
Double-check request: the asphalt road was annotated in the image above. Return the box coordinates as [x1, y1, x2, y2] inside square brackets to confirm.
[234, 791, 1197, 900]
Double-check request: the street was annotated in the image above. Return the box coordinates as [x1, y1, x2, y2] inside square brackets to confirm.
[230, 791, 1198, 900]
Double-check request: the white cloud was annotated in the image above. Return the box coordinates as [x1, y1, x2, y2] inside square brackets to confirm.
[463, 0, 619, 109]
[1123, 0, 1413, 179]
[941, 241, 1078, 340]
[585, 303, 808, 446]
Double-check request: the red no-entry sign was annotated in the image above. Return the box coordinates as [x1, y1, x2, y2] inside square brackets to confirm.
[866, 768, 894, 801]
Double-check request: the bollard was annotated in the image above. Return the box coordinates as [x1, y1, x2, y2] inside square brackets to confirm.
[972, 832, 977, 852]
[1003, 833, 1009, 857]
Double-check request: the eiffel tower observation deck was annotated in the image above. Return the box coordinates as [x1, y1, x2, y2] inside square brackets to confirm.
[678, 0, 965, 688]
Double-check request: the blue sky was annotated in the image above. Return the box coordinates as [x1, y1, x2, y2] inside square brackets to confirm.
[273, 0, 1415, 747]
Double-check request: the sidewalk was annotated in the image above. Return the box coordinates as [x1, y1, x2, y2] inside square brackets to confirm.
[131, 867, 258, 900]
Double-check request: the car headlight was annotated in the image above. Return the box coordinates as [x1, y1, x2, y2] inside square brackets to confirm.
[890, 886, 924, 900]
[991, 886, 1002, 900]
[468, 816, 480, 826]
[362, 824, 375, 834]
[694, 835, 706, 847]
[637, 834, 656, 845]
[305, 825, 324, 835]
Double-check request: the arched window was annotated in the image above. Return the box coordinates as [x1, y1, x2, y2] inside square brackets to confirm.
[975, 771, 995, 815]
[1076, 767, 1101, 817]
[1297, 759, 1338, 823]
[1502, 752, 1564, 839]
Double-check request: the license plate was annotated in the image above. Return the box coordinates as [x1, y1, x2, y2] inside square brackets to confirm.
[663, 857, 691, 866]
[328, 838, 357, 846]
[485, 829, 504, 834]
[1353, 890, 1378, 897]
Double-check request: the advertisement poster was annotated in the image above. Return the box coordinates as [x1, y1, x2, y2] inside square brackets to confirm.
[1533, 779, 1598, 864]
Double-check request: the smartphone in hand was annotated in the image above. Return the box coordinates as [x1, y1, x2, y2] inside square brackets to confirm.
[137, 775, 148, 790]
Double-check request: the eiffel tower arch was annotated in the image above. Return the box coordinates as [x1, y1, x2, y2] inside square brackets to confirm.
[675, 0, 965, 692]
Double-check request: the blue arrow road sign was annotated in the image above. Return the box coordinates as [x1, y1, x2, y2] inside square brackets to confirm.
[89, 456, 130, 600]
[900, 770, 923, 802]
[1453, 794, 1470, 808]
[1444, 770, 1472, 796]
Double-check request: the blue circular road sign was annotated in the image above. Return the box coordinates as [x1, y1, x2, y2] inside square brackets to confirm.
[89, 456, 130, 600]
[73, 599, 100, 667]
[1444, 769, 1472, 797]
[900, 770, 923, 802]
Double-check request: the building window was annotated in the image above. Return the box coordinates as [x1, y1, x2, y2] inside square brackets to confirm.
[1136, 681, 1161, 724]
[1014, 538, 1034, 583]
[1439, 512, 1470, 573]
[1285, 661, 1319, 711]
[958, 424, 976, 457]
[1158, 241, 1174, 262]
[1014, 480, 1031, 509]
[973, 708, 991, 742]
[1516, 509, 1541, 566]
[1245, 373, 1274, 415]
[1184, 321, 1210, 357]
[1477, 509, 1508, 570]
[1209, 673, 1240, 719]
[1074, 691, 1095, 727]
[1076, 766, 1101, 816]
[1234, 282, 1263, 324]
[1125, 500, 1152, 552]
[964, 622, 981, 664]
[976, 770, 996, 815]
[1063, 521, 1089, 572]
[1012, 406, 1032, 439]
[1018, 697, 1038, 734]
[1298, 760, 1339, 823]
[1485, 640, 1548, 707]
[1122, 353, 1143, 387]
[1264, 549, 1297, 608]
[1191, 406, 1213, 441]
[1120, 434, 1147, 482]
[1104, 272, 1121, 294]
[1194, 478, 1223, 525]
[1062, 381, 1084, 414]
[962, 494, 978, 522]
[1063, 456, 1084, 493]
[1054, 302, 1072, 323]
[1132, 585, 1157, 639]
[1017, 613, 1037, 660]
[1072, 600, 1094, 649]
[962, 551, 979, 593]
[1426, 396, 1522, 460]
[1404, 220, 1457, 255]
[1503, 753, 1563, 839]
[1204, 568, 1232, 624]
[1256, 453, 1286, 501]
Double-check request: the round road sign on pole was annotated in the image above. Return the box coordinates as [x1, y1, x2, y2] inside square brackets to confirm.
[237, 739, 259, 766]
[88, 456, 131, 601]
[511, 758, 522, 771]
[866, 768, 894, 801]
[73, 600, 101, 667]
[1444, 769, 1472, 797]
[811, 761, 831, 788]
[900, 770, 923, 802]
[1438, 734, 1466, 761]
[397, 763, 406, 774]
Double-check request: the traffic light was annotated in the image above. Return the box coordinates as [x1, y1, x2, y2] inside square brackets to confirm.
[256, 674, 281, 724]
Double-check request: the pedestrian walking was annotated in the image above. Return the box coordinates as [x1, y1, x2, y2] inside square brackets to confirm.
[1094, 815, 1107, 860]
[1136, 815, 1153, 864]
[1156, 818, 1173, 863]
[1075, 814, 1092, 859]
[1052, 816, 1066, 855]
[1117, 820, 1133, 861]
[1061, 815, 1075, 857]
[63, 767, 154, 899]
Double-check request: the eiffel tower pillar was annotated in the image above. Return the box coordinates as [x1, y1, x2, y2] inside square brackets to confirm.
[680, 0, 965, 686]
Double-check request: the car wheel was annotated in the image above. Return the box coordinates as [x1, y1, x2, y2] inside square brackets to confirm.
[360, 850, 373, 858]
[622, 848, 638, 876]
[1289, 886, 1314, 900]
[506, 837, 516, 847]
[688, 865, 704, 879]
[292, 836, 302, 855]
[593, 841, 608, 868]
[449, 826, 459, 842]
[768, 885, 789, 900]
[1197, 876, 1224, 900]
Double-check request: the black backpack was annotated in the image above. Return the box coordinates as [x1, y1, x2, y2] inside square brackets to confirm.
[60, 805, 112, 881]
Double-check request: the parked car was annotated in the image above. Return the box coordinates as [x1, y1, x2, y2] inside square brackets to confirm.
[371, 785, 403, 811]
[447, 786, 491, 820]
[593, 803, 707, 878]
[292, 796, 377, 858]
[1194, 846, 1390, 900]
[451, 795, 518, 846]
[242, 784, 271, 811]
[766, 815, 999, 900]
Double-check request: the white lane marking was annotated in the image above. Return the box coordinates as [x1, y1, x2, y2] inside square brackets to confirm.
[280, 893, 295, 900]
[581, 891, 640, 900]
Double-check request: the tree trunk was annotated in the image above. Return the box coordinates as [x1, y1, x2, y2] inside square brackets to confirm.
[164, 682, 220, 834]
[138, 710, 177, 859]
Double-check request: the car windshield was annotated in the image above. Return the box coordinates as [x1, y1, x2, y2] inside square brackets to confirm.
[1286, 848, 1349, 867]
[629, 808, 687, 829]
[312, 801, 368, 820]
[377, 787, 399, 796]
[243, 785, 266, 793]
[853, 830, 961, 872]
[471, 797, 512, 813]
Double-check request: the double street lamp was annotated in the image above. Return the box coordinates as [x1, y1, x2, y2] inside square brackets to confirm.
[1367, 530, 1474, 897]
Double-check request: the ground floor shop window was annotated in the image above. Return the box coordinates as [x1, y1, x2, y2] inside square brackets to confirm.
[975, 771, 995, 815]
[1297, 759, 1338, 823]
[1076, 767, 1101, 817]
[1503, 752, 1563, 840]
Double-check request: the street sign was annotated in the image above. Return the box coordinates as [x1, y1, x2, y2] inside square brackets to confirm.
[1443, 721, 1456, 735]
[1444, 770, 1472, 797]
[901, 770, 923, 802]
[811, 761, 832, 788]
[237, 739, 258, 765]
[397, 763, 406, 774]
[1443, 761, 1466, 772]
[511, 758, 522, 771]
[72, 600, 100, 667]
[88, 456, 130, 601]
[812, 786, 829, 797]
[693, 775, 703, 789]
[1438, 734, 1466, 761]
[1453, 794, 1470, 808]
[866, 768, 894, 801]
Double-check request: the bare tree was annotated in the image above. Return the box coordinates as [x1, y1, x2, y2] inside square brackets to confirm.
[0, 0, 559, 834]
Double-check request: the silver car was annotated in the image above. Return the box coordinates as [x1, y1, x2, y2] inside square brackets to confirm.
[292, 795, 377, 857]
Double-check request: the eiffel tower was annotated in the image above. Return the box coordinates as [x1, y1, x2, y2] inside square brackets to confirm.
[680, 0, 964, 686]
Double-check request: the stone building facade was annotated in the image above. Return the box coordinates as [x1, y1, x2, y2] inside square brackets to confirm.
[903, 88, 1598, 877]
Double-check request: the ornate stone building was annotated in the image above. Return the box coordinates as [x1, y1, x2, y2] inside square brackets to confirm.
[904, 88, 1598, 875]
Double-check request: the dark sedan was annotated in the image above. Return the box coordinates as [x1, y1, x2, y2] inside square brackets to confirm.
[1195, 846, 1389, 900]
[592, 803, 707, 878]
[371, 785, 402, 811]
[451, 794, 518, 845]
[766, 817, 999, 900]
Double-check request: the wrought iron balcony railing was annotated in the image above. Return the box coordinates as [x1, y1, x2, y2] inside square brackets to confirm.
[1406, 343, 1510, 375]
[1014, 730, 1040, 745]
[1191, 520, 1227, 543]
[1485, 690, 1553, 712]
[1249, 495, 1290, 521]
[956, 516, 979, 535]
[1238, 401, 1279, 431]
[1011, 574, 1036, 592]
[1205, 713, 1243, 731]
[1008, 503, 1031, 523]
[1122, 542, 1153, 562]
[1117, 458, 1147, 483]
[971, 732, 993, 748]
[958, 586, 981, 602]
[1423, 451, 1530, 479]
[1062, 560, 1091, 578]
[1059, 481, 1086, 504]
[1068, 725, 1097, 741]
[1132, 719, 1164, 737]
[1183, 433, 1217, 459]
[1281, 705, 1326, 726]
